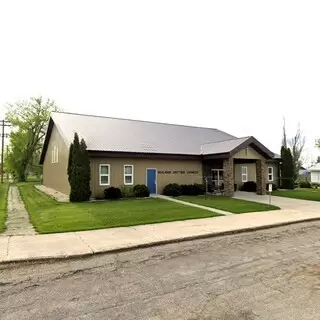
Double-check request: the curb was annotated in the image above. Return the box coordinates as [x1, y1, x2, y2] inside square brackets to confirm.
[1, 216, 320, 266]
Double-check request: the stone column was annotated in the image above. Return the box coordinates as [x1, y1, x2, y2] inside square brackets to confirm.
[223, 158, 234, 197]
[256, 159, 266, 195]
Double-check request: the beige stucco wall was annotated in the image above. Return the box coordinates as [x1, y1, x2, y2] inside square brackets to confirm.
[42, 125, 70, 195]
[234, 161, 279, 188]
[233, 146, 265, 160]
[91, 157, 203, 197]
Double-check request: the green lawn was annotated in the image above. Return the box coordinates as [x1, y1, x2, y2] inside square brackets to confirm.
[0, 182, 9, 232]
[18, 183, 221, 234]
[272, 188, 320, 201]
[178, 195, 280, 213]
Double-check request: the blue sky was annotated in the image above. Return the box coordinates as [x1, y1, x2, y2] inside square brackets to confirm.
[0, 0, 319, 165]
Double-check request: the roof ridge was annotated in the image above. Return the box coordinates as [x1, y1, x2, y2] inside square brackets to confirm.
[51, 111, 236, 134]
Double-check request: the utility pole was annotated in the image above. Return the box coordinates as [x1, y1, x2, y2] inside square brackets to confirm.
[0, 120, 11, 183]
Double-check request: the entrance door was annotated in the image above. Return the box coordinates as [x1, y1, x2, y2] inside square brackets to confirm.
[146, 169, 157, 194]
[212, 169, 224, 187]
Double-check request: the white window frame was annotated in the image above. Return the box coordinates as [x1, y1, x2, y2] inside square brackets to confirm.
[55, 147, 59, 163]
[124, 165, 134, 185]
[99, 164, 110, 186]
[241, 166, 248, 182]
[52, 146, 58, 164]
[268, 167, 274, 182]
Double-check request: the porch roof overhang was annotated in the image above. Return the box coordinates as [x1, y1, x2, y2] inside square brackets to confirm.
[202, 136, 274, 160]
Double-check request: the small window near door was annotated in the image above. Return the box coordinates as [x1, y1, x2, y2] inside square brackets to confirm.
[124, 165, 134, 185]
[241, 166, 248, 182]
[268, 167, 273, 181]
[99, 164, 110, 186]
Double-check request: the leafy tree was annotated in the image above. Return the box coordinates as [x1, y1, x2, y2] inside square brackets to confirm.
[79, 138, 91, 200]
[67, 142, 74, 183]
[282, 117, 287, 148]
[280, 146, 294, 189]
[69, 133, 91, 202]
[5, 96, 59, 181]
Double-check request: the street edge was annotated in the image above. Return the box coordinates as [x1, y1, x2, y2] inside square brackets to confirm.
[1, 217, 320, 266]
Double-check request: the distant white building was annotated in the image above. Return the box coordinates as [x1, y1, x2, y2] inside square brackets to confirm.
[308, 163, 320, 183]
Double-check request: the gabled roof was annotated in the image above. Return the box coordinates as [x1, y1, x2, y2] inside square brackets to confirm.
[201, 136, 274, 159]
[40, 111, 276, 163]
[309, 163, 320, 172]
[201, 137, 250, 155]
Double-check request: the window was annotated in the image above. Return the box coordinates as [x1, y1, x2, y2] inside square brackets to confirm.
[124, 165, 134, 185]
[99, 164, 110, 185]
[52, 146, 59, 163]
[268, 167, 273, 181]
[241, 166, 248, 182]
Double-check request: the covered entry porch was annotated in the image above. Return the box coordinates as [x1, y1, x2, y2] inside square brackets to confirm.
[201, 136, 276, 197]
[202, 158, 267, 197]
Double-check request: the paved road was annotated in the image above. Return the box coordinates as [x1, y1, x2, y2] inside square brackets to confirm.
[1, 221, 320, 320]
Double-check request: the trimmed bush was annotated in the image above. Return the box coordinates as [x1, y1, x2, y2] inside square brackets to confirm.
[163, 183, 181, 197]
[240, 181, 257, 192]
[120, 185, 135, 198]
[299, 180, 311, 188]
[69, 133, 92, 202]
[311, 182, 320, 189]
[180, 183, 205, 196]
[266, 183, 278, 191]
[104, 187, 122, 200]
[133, 184, 150, 198]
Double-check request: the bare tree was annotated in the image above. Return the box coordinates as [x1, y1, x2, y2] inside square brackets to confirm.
[288, 123, 306, 181]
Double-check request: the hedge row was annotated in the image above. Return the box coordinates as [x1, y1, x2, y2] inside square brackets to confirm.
[103, 184, 150, 200]
[163, 183, 205, 197]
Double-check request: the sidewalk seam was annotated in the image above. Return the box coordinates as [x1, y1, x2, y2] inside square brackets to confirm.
[75, 233, 95, 254]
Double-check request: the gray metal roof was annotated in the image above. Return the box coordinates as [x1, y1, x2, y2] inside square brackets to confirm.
[201, 137, 250, 155]
[51, 112, 236, 155]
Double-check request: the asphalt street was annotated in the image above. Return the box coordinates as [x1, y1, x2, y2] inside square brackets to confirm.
[1, 221, 320, 320]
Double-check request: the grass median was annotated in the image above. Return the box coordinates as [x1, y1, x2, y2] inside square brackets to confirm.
[0, 182, 9, 233]
[178, 195, 280, 213]
[18, 183, 222, 234]
[272, 189, 320, 201]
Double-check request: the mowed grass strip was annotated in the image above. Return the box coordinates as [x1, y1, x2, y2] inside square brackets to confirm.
[178, 195, 280, 213]
[0, 182, 9, 232]
[272, 188, 320, 201]
[18, 183, 221, 234]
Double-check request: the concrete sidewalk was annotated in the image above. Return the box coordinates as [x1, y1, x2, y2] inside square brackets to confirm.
[1, 209, 320, 263]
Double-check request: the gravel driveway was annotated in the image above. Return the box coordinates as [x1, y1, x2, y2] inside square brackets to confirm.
[1, 221, 320, 319]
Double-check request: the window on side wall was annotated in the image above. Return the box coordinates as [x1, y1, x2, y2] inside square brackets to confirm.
[268, 167, 273, 181]
[99, 164, 110, 186]
[124, 165, 134, 185]
[52, 146, 59, 164]
[241, 166, 248, 182]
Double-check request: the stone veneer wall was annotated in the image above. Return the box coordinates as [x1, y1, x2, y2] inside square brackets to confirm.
[256, 159, 266, 195]
[223, 158, 234, 197]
